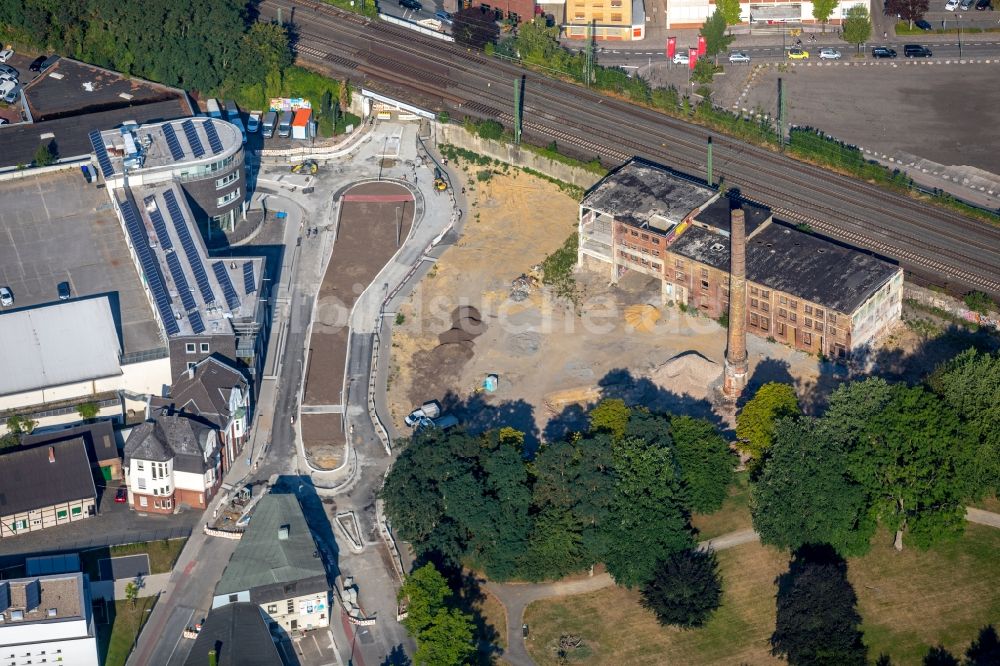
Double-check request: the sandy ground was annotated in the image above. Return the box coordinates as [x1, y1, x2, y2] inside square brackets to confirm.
[387, 167, 839, 447]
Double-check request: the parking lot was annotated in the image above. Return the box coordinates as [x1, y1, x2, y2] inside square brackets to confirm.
[0, 169, 164, 354]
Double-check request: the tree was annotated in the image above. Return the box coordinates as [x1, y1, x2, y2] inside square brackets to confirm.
[828, 380, 976, 551]
[966, 625, 1000, 665]
[6, 414, 38, 435]
[771, 544, 867, 666]
[451, 6, 500, 50]
[340, 79, 351, 112]
[76, 402, 100, 421]
[751, 417, 874, 556]
[701, 10, 735, 65]
[399, 564, 475, 666]
[716, 0, 742, 25]
[923, 646, 960, 666]
[812, 0, 838, 31]
[735, 382, 800, 463]
[588, 398, 630, 441]
[33, 142, 55, 167]
[603, 435, 693, 587]
[670, 416, 734, 514]
[640, 549, 722, 628]
[842, 6, 873, 53]
[928, 349, 1000, 495]
[399, 563, 451, 635]
[124, 581, 139, 609]
[885, 0, 930, 28]
[963, 291, 996, 315]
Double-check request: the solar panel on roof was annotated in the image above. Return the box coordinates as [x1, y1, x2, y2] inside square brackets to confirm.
[162, 189, 215, 305]
[242, 261, 256, 295]
[188, 310, 206, 335]
[212, 261, 241, 310]
[162, 123, 185, 161]
[166, 251, 197, 313]
[182, 119, 206, 158]
[89, 130, 115, 179]
[148, 206, 173, 251]
[119, 198, 179, 336]
[203, 120, 224, 154]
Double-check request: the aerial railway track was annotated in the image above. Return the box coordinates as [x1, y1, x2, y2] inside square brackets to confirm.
[264, 0, 1000, 294]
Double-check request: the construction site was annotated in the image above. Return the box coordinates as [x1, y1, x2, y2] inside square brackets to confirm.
[386, 165, 836, 442]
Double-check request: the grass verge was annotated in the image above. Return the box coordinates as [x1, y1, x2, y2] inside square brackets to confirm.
[525, 525, 1000, 664]
[80, 538, 188, 580]
[691, 471, 752, 541]
[99, 596, 158, 666]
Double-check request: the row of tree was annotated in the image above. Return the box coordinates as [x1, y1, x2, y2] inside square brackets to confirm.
[382, 401, 735, 588]
[740, 348, 1000, 556]
[0, 0, 293, 98]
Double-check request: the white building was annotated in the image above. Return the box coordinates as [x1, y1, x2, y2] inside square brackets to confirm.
[0, 297, 171, 436]
[0, 573, 99, 666]
[665, 0, 870, 29]
[213, 494, 330, 636]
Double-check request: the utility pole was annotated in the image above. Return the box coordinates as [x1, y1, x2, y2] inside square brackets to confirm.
[584, 21, 595, 86]
[513, 76, 523, 145]
[776, 77, 786, 149]
[706, 136, 713, 187]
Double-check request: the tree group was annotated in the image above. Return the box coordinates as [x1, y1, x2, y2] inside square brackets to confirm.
[399, 563, 475, 666]
[748, 348, 1000, 556]
[383, 400, 735, 621]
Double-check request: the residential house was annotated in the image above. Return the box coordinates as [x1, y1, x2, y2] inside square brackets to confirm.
[212, 494, 330, 635]
[183, 602, 283, 666]
[150, 356, 251, 473]
[0, 440, 96, 539]
[123, 414, 222, 514]
[0, 573, 100, 666]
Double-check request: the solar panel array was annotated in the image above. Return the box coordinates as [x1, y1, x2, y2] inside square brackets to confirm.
[181, 119, 205, 158]
[163, 189, 215, 305]
[188, 310, 206, 335]
[212, 262, 241, 310]
[165, 251, 197, 314]
[243, 261, 256, 295]
[147, 204, 173, 251]
[204, 120, 223, 154]
[120, 198, 179, 336]
[89, 131, 115, 179]
[162, 123, 185, 161]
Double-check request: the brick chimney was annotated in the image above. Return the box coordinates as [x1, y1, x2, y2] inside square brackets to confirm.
[48, 446, 55, 463]
[723, 205, 749, 401]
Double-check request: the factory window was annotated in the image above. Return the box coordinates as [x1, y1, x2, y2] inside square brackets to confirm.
[701, 268, 709, 278]
[701, 280, 709, 291]
[805, 305, 813, 315]
[751, 298, 758, 308]
[631, 230, 639, 237]
[803, 332, 812, 345]
[761, 290, 770, 299]
[641, 233, 649, 240]
[675, 259, 685, 269]
[789, 313, 797, 323]
[778, 308, 787, 319]
[816, 308, 824, 318]
[830, 326, 838, 337]
[777, 322, 786, 336]
[805, 318, 813, 328]
[790, 300, 798, 309]
[750, 313, 759, 326]
[750, 286, 759, 296]
[186, 343, 196, 354]
[761, 318, 769, 331]
[815, 323, 823, 333]
[779, 295, 787, 305]
[829, 314, 837, 325]
[836, 344, 846, 358]
[652, 237, 660, 245]
[611, 12, 623, 20]
[652, 263, 660, 270]
[761, 302, 769, 312]
[675, 272, 684, 281]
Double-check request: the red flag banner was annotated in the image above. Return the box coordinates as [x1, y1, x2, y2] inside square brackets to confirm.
[697, 35, 707, 57]
[689, 47, 698, 71]
[667, 37, 676, 59]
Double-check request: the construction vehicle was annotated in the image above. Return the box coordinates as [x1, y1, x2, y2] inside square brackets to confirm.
[291, 159, 318, 175]
[433, 166, 448, 191]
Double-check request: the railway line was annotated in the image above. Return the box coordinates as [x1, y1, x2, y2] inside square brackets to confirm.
[262, 0, 1000, 295]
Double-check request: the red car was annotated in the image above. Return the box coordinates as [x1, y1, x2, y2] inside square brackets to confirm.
[114, 486, 128, 503]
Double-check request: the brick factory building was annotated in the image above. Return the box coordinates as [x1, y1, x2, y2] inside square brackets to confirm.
[578, 158, 903, 360]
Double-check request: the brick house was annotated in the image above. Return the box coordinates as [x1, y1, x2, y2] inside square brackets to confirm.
[578, 158, 903, 360]
[122, 414, 222, 514]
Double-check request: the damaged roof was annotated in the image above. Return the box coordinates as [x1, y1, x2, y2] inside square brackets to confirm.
[581, 157, 717, 230]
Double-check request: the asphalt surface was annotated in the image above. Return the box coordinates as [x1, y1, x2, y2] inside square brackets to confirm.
[260, 0, 1000, 298]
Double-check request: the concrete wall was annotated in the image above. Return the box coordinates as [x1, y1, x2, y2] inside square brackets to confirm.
[439, 124, 603, 191]
[904, 283, 1000, 331]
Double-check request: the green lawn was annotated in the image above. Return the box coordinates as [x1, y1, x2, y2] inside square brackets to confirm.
[98, 597, 158, 666]
[81, 538, 187, 580]
[525, 524, 1000, 665]
[691, 471, 752, 541]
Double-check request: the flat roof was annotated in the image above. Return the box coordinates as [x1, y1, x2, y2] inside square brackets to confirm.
[0, 440, 96, 517]
[24, 58, 187, 122]
[0, 170, 165, 355]
[96, 117, 241, 176]
[0, 573, 86, 624]
[581, 157, 716, 230]
[0, 98, 191, 170]
[124, 183, 263, 337]
[215, 494, 326, 596]
[669, 222, 901, 313]
[0, 298, 122, 396]
[693, 196, 772, 236]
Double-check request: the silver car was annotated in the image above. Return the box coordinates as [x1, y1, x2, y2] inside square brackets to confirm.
[0, 287, 13, 307]
[729, 51, 751, 63]
[819, 48, 842, 60]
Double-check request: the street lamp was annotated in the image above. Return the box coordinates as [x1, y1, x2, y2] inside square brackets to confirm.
[958, 14, 963, 58]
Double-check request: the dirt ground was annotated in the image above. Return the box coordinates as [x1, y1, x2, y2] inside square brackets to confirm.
[387, 168, 835, 446]
[303, 182, 414, 468]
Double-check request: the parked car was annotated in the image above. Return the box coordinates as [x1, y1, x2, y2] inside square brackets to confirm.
[0, 286, 13, 307]
[975, 0, 992, 10]
[435, 10, 453, 23]
[960, 0, 976, 8]
[400, 0, 422, 9]
[0, 49, 12, 63]
[728, 51, 751, 63]
[945, 0, 959, 10]
[57, 281, 71, 300]
[787, 48, 810, 60]
[0, 80, 18, 104]
[247, 110, 262, 133]
[405, 401, 442, 427]
[115, 486, 128, 503]
[0, 63, 17, 80]
[915, 19, 933, 29]
[872, 46, 898, 58]
[672, 51, 690, 65]
[904, 44, 933, 57]
[819, 48, 842, 60]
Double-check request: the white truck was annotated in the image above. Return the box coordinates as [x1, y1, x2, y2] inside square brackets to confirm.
[404, 401, 441, 427]
[247, 110, 262, 133]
